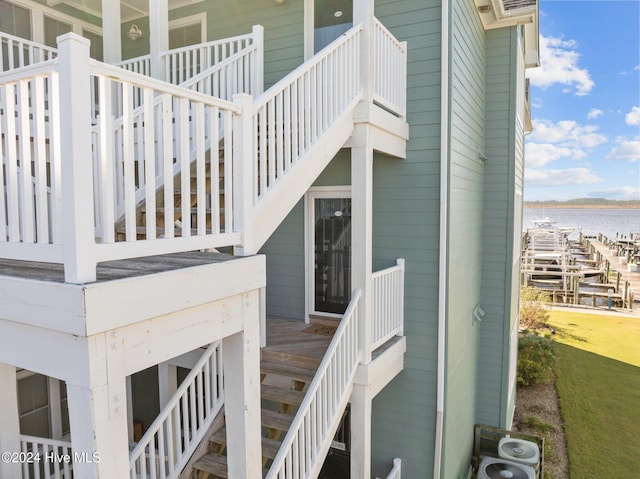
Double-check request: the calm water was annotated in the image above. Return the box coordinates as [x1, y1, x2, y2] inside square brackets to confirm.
[523, 208, 640, 240]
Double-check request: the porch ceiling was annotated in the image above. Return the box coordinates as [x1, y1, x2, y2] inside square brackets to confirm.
[45, 0, 206, 22]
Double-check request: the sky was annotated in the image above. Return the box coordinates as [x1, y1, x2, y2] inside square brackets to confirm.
[524, 0, 640, 201]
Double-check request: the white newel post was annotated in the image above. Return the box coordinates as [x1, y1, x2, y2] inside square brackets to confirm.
[232, 94, 255, 256]
[149, 0, 168, 80]
[354, 0, 375, 102]
[252, 25, 265, 96]
[222, 292, 262, 478]
[57, 34, 97, 284]
[0, 364, 20, 479]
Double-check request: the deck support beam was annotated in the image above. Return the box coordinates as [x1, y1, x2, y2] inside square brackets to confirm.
[66, 335, 130, 479]
[350, 384, 372, 479]
[222, 293, 263, 478]
[351, 139, 374, 364]
[0, 363, 21, 479]
[101, 0, 122, 63]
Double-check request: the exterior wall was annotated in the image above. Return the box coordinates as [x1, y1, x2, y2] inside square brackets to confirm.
[476, 26, 522, 428]
[369, 1, 443, 477]
[441, 0, 485, 477]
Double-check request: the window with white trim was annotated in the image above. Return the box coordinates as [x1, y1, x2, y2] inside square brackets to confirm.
[0, 0, 31, 39]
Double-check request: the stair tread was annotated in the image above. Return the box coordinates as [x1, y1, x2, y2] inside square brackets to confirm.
[261, 348, 322, 369]
[260, 361, 316, 383]
[261, 408, 294, 431]
[261, 384, 305, 406]
[193, 452, 228, 477]
[209, 427, 283, 459]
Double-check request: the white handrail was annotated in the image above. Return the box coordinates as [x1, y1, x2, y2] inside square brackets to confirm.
[266, 290, 361, 479]
[372, 258, 405, 349]
[376, 458, 402, 479]
[252, 25, 362, 201]
[20, 435, 73, 479]
[129, 342, 224, 479]
[0, 32, 57, 72]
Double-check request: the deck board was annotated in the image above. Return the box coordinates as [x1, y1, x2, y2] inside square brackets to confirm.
[265, 318, 334, 362]
[0, 251, 235, 283]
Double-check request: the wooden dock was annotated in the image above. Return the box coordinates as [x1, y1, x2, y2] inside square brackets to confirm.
[584, 237, 639, 310]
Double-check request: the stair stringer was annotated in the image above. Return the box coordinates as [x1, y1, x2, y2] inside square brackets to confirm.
[246, 95, 361, 254]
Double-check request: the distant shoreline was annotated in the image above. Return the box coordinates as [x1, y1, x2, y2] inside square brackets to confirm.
[525, 204, 640, 209]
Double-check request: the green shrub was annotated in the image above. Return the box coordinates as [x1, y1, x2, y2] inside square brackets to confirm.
[520, 286, 551, 329]
[517, 334, 555, 387]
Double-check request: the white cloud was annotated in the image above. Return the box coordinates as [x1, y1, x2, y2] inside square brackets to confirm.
[525, 143, 583, 168]
[528, 119, 607, 149]
[620, 65, 640, 75]
[587, 186, 640, 201]
[605, 137, 640, 162]
[527, 35, 594, 96]
[587, 108, 603, 120]
[525, 167, 602, 187]
[625, 106, 640, 126]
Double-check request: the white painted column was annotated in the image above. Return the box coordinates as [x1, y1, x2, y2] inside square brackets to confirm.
[149, 0, 169, 80]
[222, 292, 262, 478]
[57, 34, 96, 283]
[350, 384, 372, 479]
[351, 141, 374, 364]
[101, 0, 122, 64]
[65, 334, 130, 478]
[0, 364, 21, 479]
[158, 362, 178, 407]
[66, 382, 130, 478]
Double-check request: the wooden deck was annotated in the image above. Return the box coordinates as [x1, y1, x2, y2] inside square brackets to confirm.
[0, 251, 236, 283]
[264, 318, 336, 363]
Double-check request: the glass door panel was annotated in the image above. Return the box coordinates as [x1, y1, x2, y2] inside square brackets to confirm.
[314, 197, 352, 314]
[314, 0, 353, 53]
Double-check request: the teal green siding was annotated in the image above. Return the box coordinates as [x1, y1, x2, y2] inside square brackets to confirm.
[440, 0, 485, 477]
[476, 26, 522, 429]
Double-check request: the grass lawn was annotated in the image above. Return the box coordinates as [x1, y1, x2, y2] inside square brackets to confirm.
[547, 310, 640, 478]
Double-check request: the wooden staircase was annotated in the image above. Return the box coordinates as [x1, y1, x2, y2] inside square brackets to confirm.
[191, 320, 338, 479]
[114, 143, 227, 241]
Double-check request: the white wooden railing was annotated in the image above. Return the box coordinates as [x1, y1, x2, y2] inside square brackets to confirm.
[373, 19, 407, 118]
[116, 26, 264, 97]
[376, 458, 402, 479]
[163, 27, 262, 91]
[20, 435, 73, 479]
[266, 290, 361, 479]
[1, 32, 57, 72]
[89, 60, 242, 261]
[372, 258, 405, 350]
[116, 54, 151, 76]
[0, 60, 62, 261]
[251, 25, 362, 200]
[129, 342, 224, 479]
